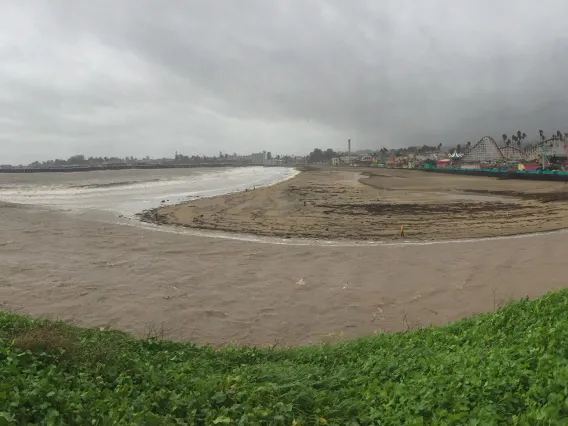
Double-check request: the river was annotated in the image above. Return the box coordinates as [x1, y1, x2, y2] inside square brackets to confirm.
[0, 167, 564, 347]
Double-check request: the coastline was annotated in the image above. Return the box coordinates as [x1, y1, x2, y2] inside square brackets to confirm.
[137, 166, 308, 225]
[4, 167, 568, 350]
[139, 166, 568, 241]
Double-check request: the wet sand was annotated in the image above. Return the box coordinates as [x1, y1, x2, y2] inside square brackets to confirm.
[1, 198, 567, 347]
[151, 167, 568, 240]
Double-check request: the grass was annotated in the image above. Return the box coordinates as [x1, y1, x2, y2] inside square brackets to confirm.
[2, 291, 568, 425]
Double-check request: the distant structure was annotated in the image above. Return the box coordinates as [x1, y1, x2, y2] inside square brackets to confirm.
[348, 139, 352, 163]
[251, 152, 266, 164]
[524, 139, 568, 161]
[461, 136, 505, 163]
[461, 136, 568, 163]
[499, 146, 524, 162]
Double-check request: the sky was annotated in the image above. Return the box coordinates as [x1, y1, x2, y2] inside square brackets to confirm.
[1, 1, 568, 164]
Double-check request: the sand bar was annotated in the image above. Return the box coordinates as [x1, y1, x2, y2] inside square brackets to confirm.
[149, 166, 568, 241]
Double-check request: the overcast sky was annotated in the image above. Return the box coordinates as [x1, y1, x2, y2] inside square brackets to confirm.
[1, 1, 567, 164]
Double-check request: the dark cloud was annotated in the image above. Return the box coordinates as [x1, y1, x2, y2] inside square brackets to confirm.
[1, 0, 567, 163]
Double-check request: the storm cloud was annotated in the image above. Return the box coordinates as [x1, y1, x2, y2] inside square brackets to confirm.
[1, 0, 567, 164]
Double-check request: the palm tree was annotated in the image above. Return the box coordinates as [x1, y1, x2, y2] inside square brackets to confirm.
[512, 135, 518, 147]
[438, 143, 442, 151]
[466, 141, 471, 152]
[456, 143, 461, 154]
[557, 130, 563, 141]
[516, 130, 526, 148]
[539, 130, 545, 142]
[506, 139, 511, 147]
[502, 134, 507, 144]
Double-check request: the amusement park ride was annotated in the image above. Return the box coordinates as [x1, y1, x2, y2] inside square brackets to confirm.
[461, 136, 568, 169]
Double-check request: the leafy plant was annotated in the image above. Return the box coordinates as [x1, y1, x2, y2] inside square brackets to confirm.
[2, 290, 568, 424]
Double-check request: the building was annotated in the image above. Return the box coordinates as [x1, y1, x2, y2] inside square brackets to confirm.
[357, 155, 373, 164]
[251, 152, 266, 164]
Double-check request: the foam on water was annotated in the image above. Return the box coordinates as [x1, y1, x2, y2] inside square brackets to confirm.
[0, 167, 298, 216]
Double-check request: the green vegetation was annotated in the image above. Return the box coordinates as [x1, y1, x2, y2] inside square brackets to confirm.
[2, 291, 568, 425]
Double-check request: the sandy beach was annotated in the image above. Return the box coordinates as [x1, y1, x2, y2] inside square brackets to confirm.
[150, 167, 568, 241]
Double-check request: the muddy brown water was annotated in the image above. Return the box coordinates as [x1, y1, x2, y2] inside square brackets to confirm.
[0, 170, 566, 347]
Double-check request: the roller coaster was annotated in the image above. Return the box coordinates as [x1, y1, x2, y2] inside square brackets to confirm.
[461, 136, 568, 164]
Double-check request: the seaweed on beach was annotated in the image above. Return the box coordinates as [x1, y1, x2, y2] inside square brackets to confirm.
[317, 201, 537, 216]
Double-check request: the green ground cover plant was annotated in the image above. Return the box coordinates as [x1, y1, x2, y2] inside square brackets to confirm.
[2, 289, 568, 425]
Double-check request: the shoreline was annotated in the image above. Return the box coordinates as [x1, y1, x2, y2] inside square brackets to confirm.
[4, 168, 568, 349]
[139, 167, 568, 241]
[135, 212, 568, 246]
[136, 166, 308, 227]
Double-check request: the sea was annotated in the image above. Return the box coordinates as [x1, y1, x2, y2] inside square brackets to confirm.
[0, 166, 296, 216]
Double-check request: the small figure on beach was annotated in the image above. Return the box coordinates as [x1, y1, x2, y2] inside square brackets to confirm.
[400, 225, 405, 239]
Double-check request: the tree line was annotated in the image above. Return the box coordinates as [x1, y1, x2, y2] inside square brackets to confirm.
[27, 152, 303, 168]
[307, 144, 445, 163]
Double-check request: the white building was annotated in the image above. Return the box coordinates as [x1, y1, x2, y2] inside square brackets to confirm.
[251, 152, 266, 164]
